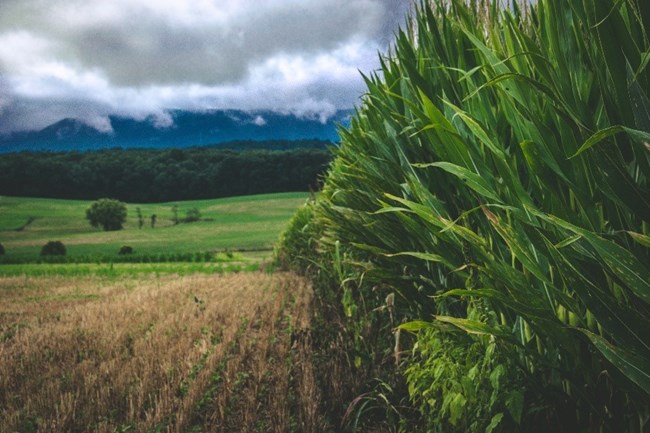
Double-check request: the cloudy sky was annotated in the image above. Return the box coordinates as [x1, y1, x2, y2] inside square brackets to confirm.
[0, 0, 411, 134]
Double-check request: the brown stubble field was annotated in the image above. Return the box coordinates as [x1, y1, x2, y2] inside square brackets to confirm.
[0, 272, 321, 433]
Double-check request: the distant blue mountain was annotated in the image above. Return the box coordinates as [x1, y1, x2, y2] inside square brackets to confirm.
[0, 109, 352, 153]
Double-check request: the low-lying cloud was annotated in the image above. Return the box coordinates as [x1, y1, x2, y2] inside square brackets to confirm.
[0, 0, 410, 133]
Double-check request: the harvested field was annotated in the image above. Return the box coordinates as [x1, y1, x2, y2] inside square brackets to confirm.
[0, 272, 321, 432]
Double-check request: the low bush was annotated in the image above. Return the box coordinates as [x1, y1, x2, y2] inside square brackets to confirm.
[183, 207, 201, 223]
[118, 246, 134, 255]
[40, 241, 66, 256]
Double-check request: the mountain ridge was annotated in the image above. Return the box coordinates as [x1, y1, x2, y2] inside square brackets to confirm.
[0, 109, 351, 153]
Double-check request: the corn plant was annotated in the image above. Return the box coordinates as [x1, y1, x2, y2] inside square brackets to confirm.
[313, 0, 649, 430]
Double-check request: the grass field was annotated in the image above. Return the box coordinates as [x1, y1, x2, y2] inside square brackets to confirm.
[0, 192, 310, 262]
[0, 271, 321, 432]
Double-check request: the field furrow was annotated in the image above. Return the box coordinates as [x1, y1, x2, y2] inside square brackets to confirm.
[0, 271, 318, 433]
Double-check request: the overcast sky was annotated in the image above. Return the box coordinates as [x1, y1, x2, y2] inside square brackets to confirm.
[0, 0, 411, 134]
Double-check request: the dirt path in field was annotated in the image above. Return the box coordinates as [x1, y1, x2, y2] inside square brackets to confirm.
[0, 271, 325, 433]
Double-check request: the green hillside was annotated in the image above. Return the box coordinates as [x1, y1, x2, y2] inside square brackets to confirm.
[0, 192, 309, 261]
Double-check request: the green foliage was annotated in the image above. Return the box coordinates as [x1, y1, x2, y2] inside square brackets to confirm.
[0, 146, 331, 202]
[0, 262, 260, 278]
[183, 207, 201, 223]
[40, 241, 66, 256]
[0, 193, 308, 262]
[274, 201, 319, 272]
[404, 320, 527, 433]
[86, 198, 127, 231]
[279, 0, 650, 430]
[0, 243, 4, 256]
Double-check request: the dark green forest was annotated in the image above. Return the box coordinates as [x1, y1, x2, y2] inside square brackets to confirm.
[0, 141, 332, 202]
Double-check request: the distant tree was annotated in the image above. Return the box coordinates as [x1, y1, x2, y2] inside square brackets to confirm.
[41, 240, 66, 256]
[171, 205, 179, 225]
[136, 207, 144, 229]
[86, 199, 127, 231]
[183, 207, 201, 223]
[0, 243, 4, 256]
[151, 214, 157, 228]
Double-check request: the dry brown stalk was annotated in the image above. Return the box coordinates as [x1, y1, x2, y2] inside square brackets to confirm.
[0, 271, 322, 432]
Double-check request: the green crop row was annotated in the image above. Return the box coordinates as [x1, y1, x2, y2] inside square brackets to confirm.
[278, 0, 649, 432]
[0, 251, 243, 265]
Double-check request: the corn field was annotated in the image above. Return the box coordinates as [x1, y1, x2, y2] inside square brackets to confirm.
[280, 0, 650, 431]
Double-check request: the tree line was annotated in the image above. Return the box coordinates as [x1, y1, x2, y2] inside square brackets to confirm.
[0, 145, 332, 202]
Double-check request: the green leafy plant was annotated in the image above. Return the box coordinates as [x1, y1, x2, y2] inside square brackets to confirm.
[183, 207, 201, 223]
[86, 198, 127, 231]
[285, 0, 650, 431]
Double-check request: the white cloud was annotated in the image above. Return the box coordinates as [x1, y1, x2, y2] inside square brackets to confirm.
[0, 0, 409, 133]
[80, 115, 114, 134]
[252, 115, 266, 126]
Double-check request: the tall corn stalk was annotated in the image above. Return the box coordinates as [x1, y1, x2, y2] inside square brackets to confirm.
[315, 0, 649, 430]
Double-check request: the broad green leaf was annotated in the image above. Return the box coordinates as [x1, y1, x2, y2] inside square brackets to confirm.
[506, 390, 525, 424]
[486, 413, 504, 433]
[448, 392, 467, 426]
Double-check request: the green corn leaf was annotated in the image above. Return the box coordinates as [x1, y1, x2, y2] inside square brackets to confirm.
[544, 214, 650, 304]
[433, 315, 514, 340]
[382, 251, 453, 267]
[440, 288, 554, 322]
[626, 231, 650, 248]
[413, 161, 503, 203]
[579, 329, 650, 394]
[554, 235, 583, 249]
[398, 320, 432, 333]
[571, 125, 650, 158]
[540, 235, 650, 356]
[627, 61, 650, 133]
[443, 100, 507, 160]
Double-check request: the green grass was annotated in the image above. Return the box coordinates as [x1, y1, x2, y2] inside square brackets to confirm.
[0, 192, 309, 262]
[0, 262, 262, 277]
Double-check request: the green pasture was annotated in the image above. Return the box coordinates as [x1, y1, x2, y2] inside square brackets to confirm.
[0, 262, 262, 278]
[0, 192, 309, 262]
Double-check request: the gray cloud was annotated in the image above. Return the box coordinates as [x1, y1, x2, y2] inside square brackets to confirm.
[0, 0, 410, 133]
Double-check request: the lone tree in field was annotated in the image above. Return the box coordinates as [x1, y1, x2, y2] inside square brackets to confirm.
[41, 240, 66, 256]
[86, 199, 127, 231]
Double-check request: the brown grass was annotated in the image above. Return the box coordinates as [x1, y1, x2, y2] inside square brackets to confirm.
[0, 271, 322, 432]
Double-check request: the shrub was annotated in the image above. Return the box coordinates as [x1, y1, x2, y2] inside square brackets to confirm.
[86, 198, 127, 231]
[183, 207, 201, 223]
[118, 246, 134, 255]
[41, 241, 66, 256]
